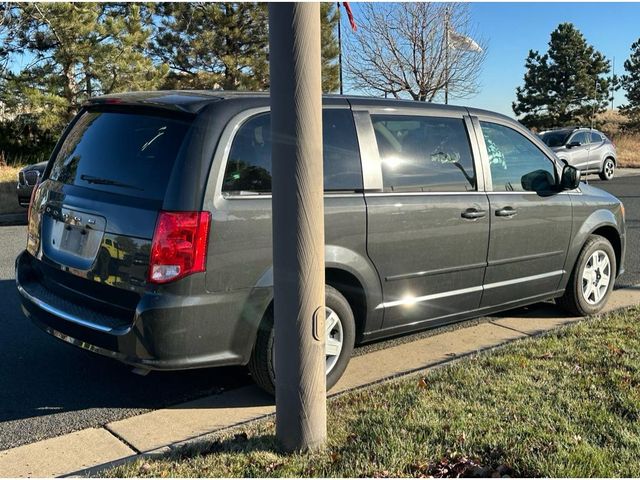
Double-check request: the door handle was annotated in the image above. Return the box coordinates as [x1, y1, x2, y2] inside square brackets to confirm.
[495, 207, 518, 217]
[461, 208, 487, 220]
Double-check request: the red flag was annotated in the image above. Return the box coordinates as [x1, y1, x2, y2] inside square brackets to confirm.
[342, 2, 357, 32]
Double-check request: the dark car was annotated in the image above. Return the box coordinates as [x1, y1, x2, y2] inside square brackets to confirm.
[16, 161, 47, 207]
[539, 127, 617, 180]
[16, 92, 626, 394]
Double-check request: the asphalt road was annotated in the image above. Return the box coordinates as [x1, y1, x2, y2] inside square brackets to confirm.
[1, 173, 638, 451]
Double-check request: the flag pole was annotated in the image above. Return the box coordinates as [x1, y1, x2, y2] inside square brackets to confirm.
[337, 2, 343, 95]
[444, 7, 449, 105]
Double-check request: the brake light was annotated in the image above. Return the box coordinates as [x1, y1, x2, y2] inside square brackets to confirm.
[149, 211, 211, 284]
[27, 181, 41, 229]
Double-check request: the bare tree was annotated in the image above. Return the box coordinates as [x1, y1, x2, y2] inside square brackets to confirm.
[345, 3, 486, 102]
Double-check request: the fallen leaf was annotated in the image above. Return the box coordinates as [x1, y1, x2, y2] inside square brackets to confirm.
[418, 377, 428, 389]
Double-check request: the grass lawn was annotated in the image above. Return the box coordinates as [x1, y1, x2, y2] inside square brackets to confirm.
[106, 306, 640, 478]
[0, 165, 22, 184]
[615, 134, 640, 168]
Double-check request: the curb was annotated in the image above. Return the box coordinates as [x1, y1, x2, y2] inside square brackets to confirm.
[2, 286, 640, 477]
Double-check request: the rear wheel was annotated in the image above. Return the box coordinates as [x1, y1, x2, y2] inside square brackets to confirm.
[248, 285, 356, 396]
[599, 158, 615, 181]
[557, 235, 616, 316]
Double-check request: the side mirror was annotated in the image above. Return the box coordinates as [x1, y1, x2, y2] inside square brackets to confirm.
[560, 165, 580, 190]
[521, 169, 555, 192]
[566, 141, 581, 149]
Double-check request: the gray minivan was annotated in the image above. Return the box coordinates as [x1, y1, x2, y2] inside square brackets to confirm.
[16, 92, 626, 393]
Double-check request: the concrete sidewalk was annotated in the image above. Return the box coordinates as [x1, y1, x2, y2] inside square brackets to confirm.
[2, 286, 640, 477]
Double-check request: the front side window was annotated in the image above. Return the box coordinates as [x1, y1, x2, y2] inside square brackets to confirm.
[570, 131, 589, 145]
[540, 130, 571, 148]
[222, 109, 362, 194]
[480, 122, 556, 192]
[370, 115, 476, 192]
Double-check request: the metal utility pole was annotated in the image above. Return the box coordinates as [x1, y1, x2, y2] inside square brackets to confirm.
[269, 3, 327, 452]
[611, 56, 615, 110]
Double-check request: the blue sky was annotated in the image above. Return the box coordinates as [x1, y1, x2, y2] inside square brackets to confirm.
[346, 2, 640, 118]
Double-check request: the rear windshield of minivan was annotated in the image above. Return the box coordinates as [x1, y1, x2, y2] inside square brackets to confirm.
[49, 109, 192, 201]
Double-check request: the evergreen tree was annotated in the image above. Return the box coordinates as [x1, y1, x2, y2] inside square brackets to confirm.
[0, 3, 167, 133]
[513, 23, 611, 130]
[320, 3, 340, 93]
[153, 3, 269, 90]
[621, 38, 640, 127]
[153, 2, 340, 93]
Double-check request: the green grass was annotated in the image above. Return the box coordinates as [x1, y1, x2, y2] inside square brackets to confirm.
[106, 307, 640, 478]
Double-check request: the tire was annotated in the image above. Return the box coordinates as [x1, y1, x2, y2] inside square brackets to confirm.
[247, 285, 356, 396]
[599, 158, 615, 181]
[557, 235, 616, 316]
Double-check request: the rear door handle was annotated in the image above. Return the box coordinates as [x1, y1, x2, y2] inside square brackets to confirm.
[461, 208, 486, 220]
[495, 207, 518, 217]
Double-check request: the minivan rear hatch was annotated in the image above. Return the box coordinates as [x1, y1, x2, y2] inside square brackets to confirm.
[25, 106, 195, 326]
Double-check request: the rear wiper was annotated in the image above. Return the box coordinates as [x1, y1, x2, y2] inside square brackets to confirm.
[80, 174, 143, 191]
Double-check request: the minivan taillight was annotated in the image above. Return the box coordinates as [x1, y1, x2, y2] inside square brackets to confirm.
[27, 182, 41, 228]
[149, 211, 211, 284]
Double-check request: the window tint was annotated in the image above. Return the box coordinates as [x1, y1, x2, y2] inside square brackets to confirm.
[480, 122, 556, 192]
[540, 130, 571, 148]
[49, 110, 192, 201]
[370, 115, 476, 192]
[590, 132, 603, 144]
[570, 131, 589, 145]
[222, 109, 362, 194]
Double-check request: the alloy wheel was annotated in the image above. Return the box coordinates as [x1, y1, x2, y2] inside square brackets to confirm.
[581, 249, 611, 305]
[325, 307, 344, 374]
[603, 159, 615, 180]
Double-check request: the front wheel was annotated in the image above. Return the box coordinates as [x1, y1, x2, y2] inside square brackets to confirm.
[557, 235, 616, 316]
[599, 158, 615, 181]
[248, 285, 356, 396]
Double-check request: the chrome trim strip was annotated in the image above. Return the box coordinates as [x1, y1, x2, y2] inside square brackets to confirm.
[376, 285, 483, 309]
[385, 261, 487, 281]
[377, 270, 564, 309]
[223, 192, 365, 200]
[483, 270, 564, 290]
[366, 191, 487, 197]
[487, 251, 565, 267]
[17, 283, 115, 333]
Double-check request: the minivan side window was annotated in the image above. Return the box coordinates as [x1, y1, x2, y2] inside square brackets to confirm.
[480, 121, 556, 192]
[370, 115, 476, 192]
[222, 109, 362, 194]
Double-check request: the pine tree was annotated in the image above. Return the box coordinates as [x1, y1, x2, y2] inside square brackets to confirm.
[320, 3, 340, 93]
[621, 38, 640, 127]
[0, 3, 167, 133]
[513, 23, 611, 130]
[153, 3, 269, 90]
[153, 2, 340, 93]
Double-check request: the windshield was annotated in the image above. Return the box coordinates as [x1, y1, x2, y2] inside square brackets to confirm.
[49, 109, 193, 201]
[540, 131, 571, 148]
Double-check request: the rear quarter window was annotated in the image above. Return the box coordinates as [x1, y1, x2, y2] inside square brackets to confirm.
[49, 109, 193, 201]
[222, 109, 363, 194]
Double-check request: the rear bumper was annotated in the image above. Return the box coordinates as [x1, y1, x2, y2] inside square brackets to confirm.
[16, 251, 268, 371]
